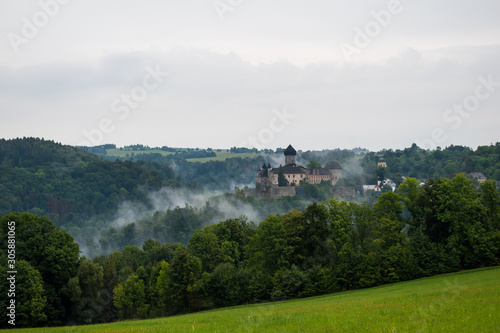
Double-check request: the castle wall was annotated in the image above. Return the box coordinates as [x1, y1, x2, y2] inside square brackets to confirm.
[305, 174, 331, 184]
[331, 186, 355, 199]
[271, 187, 296, 198]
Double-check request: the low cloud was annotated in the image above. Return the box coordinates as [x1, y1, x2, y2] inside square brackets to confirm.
[1, 45, 499, 150]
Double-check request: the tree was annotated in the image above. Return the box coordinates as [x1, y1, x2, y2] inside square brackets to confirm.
[65, 259, 104, 325]
[349, 202, 376, 253]
[188, 228, 225, 272]
[155, 261, 171, 315]
[480, 180, 500, 230]
[376, 166, 387, 182]
[0, 260, 47, 328]
[210, 217, 255, 267]
[373, 191, 403, 222]
[282, 210, 305, 265]
[301, 202, 330, 266]
[278, 168, 289, 187]
[249, 215, 292, 275]
[167, 248, 202, 312]
[113, 274, 148, 319]
[355, 252, 381, 288]
[324, 198, 351, 253]
[398, 177, 423, 226]
[206, 263, 249, 307]
[380, 244, 416, 283]
[422, 175, 497, 267]
[0, 213, 80, 326]
[307, 160, 322, 169]
[392, 172, 404, 187]
[271, 265, 307, 300]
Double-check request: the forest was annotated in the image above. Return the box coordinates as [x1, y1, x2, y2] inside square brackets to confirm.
[1, 174, 499, 328]
[1, 138, 500, 328]
[2, 138, 500, 257]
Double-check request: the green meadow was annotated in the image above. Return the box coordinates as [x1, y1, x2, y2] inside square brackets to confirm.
[186, 152, 263, 163]
[7, 266, 499, 333]
[105, 148, 176, 158]
[105, 148, 261, 162]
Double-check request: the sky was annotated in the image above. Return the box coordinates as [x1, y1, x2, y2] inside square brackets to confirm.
[0, 0, 499, 151]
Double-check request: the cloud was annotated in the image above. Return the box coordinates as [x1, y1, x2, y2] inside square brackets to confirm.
[0, 44, 499, 151]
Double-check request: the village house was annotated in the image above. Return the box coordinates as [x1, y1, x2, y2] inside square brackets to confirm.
[470, 172, 487, 184]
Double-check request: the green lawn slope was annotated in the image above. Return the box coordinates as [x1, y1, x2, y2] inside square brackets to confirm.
[7, 266, 500, 333]
[186, 152, 263, 163]
[105, 148, 176, 158]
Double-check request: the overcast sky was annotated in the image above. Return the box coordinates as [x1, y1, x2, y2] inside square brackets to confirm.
[1, 0, 499, 151]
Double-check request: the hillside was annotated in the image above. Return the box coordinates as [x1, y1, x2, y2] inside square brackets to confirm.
[5, 266, 499, 332]
[0, 138, 180, 228]
[3, 138, 500, 257]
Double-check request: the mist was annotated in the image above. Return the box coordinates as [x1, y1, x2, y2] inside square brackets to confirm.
[77, 182, 306, 257]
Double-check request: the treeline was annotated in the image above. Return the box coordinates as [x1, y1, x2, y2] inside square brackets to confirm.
[1, 175, 498, 328]
[379, 143, 500, 180]
[301, 143, 500, 187]
[121, 151, 217, 161]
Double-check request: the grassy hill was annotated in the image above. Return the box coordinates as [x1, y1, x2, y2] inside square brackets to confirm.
[186, 151, 263, 163]
[8, 266, 499, 332]
[105, 148, 176, 158]
[104, 147, 263, 163]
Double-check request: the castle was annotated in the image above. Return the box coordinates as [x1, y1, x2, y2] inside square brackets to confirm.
[256, 145, 342, 192]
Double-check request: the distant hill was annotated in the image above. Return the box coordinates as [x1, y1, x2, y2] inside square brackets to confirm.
[0, 138, 180, 228]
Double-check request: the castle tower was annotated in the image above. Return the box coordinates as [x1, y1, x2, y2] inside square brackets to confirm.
[378, 158, 387, 168]
[284, 145, 297, 166]
[325, 161, 342, 186]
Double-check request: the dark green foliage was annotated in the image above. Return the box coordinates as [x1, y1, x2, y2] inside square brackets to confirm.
[271, 265, 307, 300]
[300, 182, 332, 201]
[380, 245, 416, 283]
[481, 180, 500, 230]
[0, 260, 47, 328]
[376, 166, 387, 182]
[113, 274, 148, 319]
[379, 143, 500, 181]
[204, 263, 251, 307]
[249, 215, 292, 275]
[64, 259, 105, 325]
[167, 248, 202, 312]
[420, 175, 497, 267]
[0, 138, 180, 244]
[301, 202, 330, 260]
[0, 212, 80, 327]
[2, 153, 500, 328]
[408, 228, 450, 277]
[306, 160, 322, 169]
[355, 252, 381, 288]
[278, 168, 289, 187]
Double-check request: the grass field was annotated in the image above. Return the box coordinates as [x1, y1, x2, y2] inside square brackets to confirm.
[105, 148, 176, 158]
[7, 266, 499, 332]
[186, 152, 263, 163]
[105, 149, 262, 163]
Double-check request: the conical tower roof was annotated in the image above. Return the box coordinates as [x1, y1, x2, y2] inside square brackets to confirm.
[284, 145, 297, 156]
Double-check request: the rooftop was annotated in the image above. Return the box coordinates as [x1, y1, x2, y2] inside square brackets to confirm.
[284, 145, 297, 156]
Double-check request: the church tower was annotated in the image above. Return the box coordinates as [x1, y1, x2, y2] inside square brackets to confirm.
[284, 144, 297, 166]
